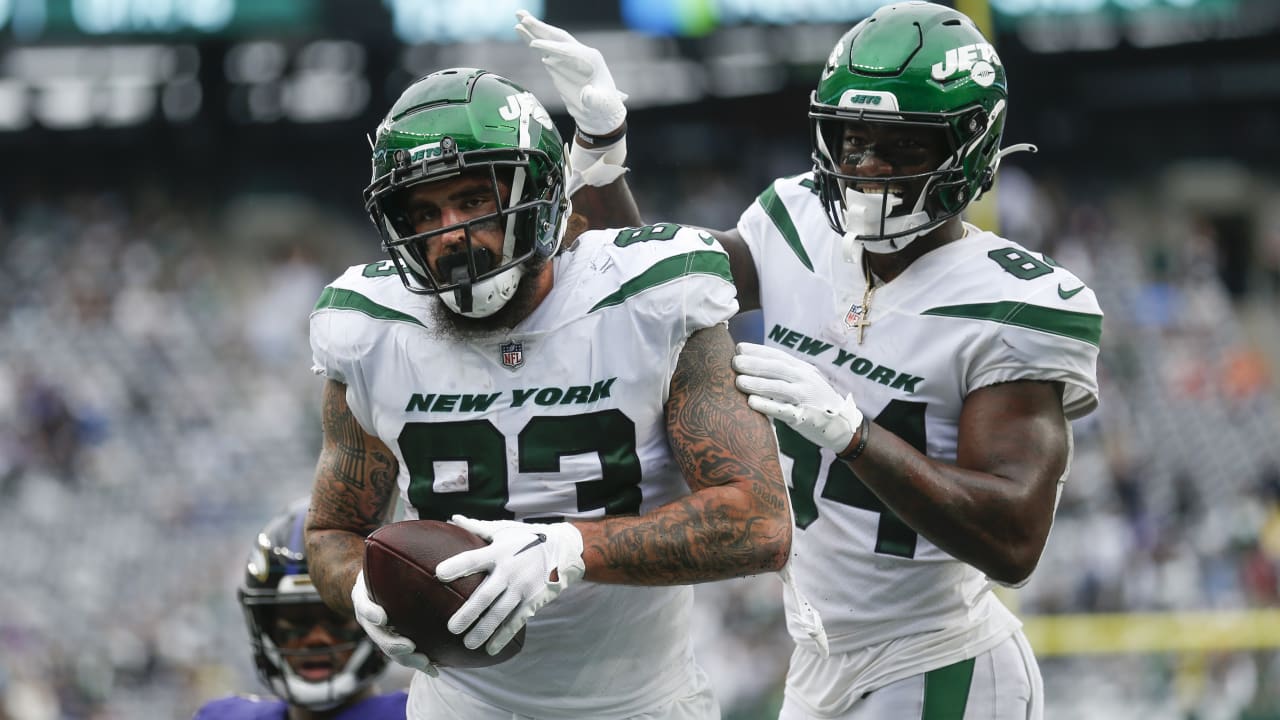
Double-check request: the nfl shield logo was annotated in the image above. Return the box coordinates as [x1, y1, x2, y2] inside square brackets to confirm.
[501, 341, 524, 369]
[844, 304, 866, 330]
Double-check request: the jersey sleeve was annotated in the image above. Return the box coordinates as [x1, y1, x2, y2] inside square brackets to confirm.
[586, 223, 738, 331]
[735, 173, 821, 284]
[310, 294, 348, 384]
[308, 267, 384, 434]
[579, 224, 739, 393]
[965, 278, 1103, 420]
[736, 182, 773, 277]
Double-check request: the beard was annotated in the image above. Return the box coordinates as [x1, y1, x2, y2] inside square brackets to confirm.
[429, 255, 549, 342]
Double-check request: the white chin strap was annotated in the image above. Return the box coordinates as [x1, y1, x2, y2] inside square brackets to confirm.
[264, 638, 374, 711]
[442, 182, 571, 319]
[441, 264, 525, 318]
[840, 187, 932, 260]
[438, 163, 531, 319]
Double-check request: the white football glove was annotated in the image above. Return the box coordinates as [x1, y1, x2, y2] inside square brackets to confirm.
[515, 9, 627, 137]
[435, 515, 586, 656]
[732, 342, 864, 454]
[350, 570, 437, 676]
[515, 10, 628, 194]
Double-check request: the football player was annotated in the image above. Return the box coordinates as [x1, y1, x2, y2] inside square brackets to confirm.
[519, 3, 1103, 718]
[303, 68, 793, 719]
[194, 497, 407, 719]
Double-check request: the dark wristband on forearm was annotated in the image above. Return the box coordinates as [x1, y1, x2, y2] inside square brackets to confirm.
[838, 415, 871, 461]
[575, 121, 627, 149]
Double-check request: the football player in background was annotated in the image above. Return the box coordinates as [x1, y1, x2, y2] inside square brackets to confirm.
[193, 497, 407, 720]
[303, 67, 794, 719]
[519, 2, 1103, 718]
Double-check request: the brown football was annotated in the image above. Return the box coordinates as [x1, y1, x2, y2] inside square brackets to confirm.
[363, 519, 524, 667]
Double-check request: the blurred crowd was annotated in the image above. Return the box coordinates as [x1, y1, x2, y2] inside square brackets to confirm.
[3, 150, 1280, 718]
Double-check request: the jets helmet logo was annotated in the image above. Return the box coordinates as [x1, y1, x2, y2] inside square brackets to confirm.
[499, 92, 555, 131]
[931, 42, 1001, 87]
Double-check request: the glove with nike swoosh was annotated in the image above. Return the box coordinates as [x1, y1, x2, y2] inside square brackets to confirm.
[435, 515, 586, 655]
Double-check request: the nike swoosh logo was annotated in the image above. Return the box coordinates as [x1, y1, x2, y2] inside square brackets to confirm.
[1058, 284, 1085, 300]
[514, 533, 547, 556]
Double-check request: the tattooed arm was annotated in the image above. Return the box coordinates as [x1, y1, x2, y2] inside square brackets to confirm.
[305, 379, 400, 615]
[575, 324, 791, 584]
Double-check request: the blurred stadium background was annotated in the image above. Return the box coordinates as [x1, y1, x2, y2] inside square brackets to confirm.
[2, 0, 1280, 717]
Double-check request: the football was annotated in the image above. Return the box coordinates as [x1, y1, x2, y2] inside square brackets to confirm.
[363, 519, 524, 667]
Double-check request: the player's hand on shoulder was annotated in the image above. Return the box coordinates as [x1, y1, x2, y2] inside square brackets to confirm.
[732, 342, 863, 454]
[515, 10, 626, 137]
[435, 516, 585, 656]
[351, 570, 439, 676]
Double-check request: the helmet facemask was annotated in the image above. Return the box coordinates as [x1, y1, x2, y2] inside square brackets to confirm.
[811, 103, 999, 256]
[366, 146, 567, 318]
[239, 500, 386, 711]
[240, 593, 378, 711]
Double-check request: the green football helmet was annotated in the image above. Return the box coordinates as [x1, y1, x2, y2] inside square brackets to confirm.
[810, 1, 1034, 253]
[364, 68, 569, 317]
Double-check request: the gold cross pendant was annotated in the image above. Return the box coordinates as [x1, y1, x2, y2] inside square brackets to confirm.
[855, 281, 875, 345]
[855, 312, 871, 345]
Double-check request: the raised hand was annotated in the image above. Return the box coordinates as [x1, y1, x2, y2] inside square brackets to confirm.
[515, 9, 627, 138]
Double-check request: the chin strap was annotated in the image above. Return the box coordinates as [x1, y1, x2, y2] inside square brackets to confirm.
[265, 638, 376, 711]
[442, 264, 525, 318]
[840, 187, 932, 260]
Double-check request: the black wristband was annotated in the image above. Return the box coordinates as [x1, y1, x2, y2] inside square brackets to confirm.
[575, 120, 627, 149]
[838, 415, 871, 462]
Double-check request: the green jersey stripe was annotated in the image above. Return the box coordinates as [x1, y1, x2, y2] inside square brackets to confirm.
[923, 301, 1102, 347]
[590, 250, 733, 313]
[921, 657, 975, 720]
[313, 286, 425, 328]
[759, 183, 814, 272]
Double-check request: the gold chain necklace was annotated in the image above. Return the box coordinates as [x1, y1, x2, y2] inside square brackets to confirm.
[846, 225, 970, 344]
[857, 260, 875, 345]
[843, 256, 876, 345]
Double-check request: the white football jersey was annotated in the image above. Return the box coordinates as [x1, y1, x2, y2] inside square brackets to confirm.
[310, 224, 737, 718]
[737, 174, 1101, 683]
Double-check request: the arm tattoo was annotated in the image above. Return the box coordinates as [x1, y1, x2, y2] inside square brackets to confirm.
[306, 380, 399, 614]
[666, 327, 779, 496]
[582, 326, 790, 584]
[313, 380, 398, 531]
